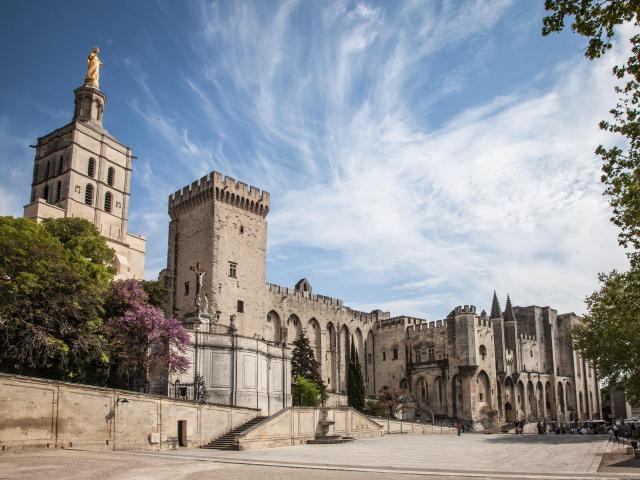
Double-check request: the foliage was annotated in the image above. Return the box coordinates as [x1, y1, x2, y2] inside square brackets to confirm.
[141, 280, 168, 312]
[378, 385, 407, 418]
[347, 338, 365, 412]
[542, 0, 640, 407]
[42, 217, 115, 283]
[364, 399, 388, 417]
[543, 1, 640, 261]
[291, 331, 325, 393]
[105, 280, 190, 389]
[0, 217, 111, 384]
[194, 373, 209, 404]
[292, 375, 320, 406]
[572, 268, 640, 406]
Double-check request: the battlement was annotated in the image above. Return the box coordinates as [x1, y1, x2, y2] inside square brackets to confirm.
[407, 319, 447, 333]
[168, 171, 270, 218]
[448, 305, 477, 317]
[266, 283, 389, 324]
[378, 315, 426, 330]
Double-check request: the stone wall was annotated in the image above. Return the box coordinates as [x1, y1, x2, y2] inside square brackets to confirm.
[369, 417, 456, 435]
[236, 407, 383, 450]
[0, 373, 258, 452]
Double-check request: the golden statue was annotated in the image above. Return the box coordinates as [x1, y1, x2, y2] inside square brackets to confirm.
[84, 47, 103, 89]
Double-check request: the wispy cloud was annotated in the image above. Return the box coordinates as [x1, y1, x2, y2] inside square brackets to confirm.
[51, 1, 630, 319]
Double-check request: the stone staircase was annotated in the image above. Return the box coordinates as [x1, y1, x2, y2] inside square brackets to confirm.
[202, 416, 267, 450]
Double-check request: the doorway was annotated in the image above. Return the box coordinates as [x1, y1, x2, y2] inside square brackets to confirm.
[178, 420, 187, 447]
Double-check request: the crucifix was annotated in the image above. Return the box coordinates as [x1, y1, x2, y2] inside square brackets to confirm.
[189, 262, 206, 310]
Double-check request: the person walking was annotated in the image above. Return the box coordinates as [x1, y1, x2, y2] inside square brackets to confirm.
[455, 422, 462, 436]
[613, 424, 620, 441]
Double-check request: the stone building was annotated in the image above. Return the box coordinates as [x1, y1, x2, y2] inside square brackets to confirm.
[165, 171, 601, 424]
[23, 71, 145, 279]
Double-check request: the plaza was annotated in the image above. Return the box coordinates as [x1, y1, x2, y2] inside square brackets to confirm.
[1, 434, 636, 480]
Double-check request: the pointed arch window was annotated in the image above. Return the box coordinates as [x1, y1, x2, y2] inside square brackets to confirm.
[58, 156, 63, 175]
[43, 184, 50, 203]
[392, 345, 399, 361]
[104, 191, 112, 213]
[55, 181, 61, 202]
[87, 158, 96, 177]
[84, 184, 94, 205]
[107, 166, 115, 186]
[45, 161, 50, 179]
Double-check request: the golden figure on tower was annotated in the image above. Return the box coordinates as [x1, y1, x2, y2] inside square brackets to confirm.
[84, 47, 103, 89]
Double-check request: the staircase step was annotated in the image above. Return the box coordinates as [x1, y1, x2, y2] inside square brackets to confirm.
[201, 415, 269, 450]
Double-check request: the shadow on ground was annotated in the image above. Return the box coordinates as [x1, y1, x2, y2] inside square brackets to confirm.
[482, 434, 608, 444]
[609, 457, 640, 468]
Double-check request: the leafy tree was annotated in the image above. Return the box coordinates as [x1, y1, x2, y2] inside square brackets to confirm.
[347, 338, 365, 412]
[104, 280, 190, 389]
[194, 373, 209, 404]
[572, 269, 640, 405]
[293, 376, 321, 406]
[542, 0, 640, 408]
[364, 399, 388, 417]
[141, 280, 168, 312]
[0, 217, 111, 383]
[291, 331, 324, 389]
[378, 385, 407, 418]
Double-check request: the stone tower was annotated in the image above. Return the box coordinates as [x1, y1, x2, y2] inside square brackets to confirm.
[166, 172, 270, 331]
[23, 57, 146, 279]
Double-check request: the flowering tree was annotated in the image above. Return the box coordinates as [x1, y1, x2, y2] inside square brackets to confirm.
[378, 385, 408, 418]
[105, 280, 189, 389]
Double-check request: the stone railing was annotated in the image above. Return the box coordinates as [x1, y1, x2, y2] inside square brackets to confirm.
[368, 416, 457, 435]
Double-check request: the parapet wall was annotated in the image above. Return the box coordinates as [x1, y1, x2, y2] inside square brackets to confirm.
[0, 373, 258, 452]
[169, 171, 270, 219]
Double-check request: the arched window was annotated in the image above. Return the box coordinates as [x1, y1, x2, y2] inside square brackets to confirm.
[392, 345, 399, 360]
[43, 184, 49, 203]
[382, 349, 387, 361]
[58, 156, 63, 175]
[104, 191, 112, 213]
[45, 161, 50, 179]
[479, 345, 487, 360]
[107, 166, 115, 186]
[87, 158, 96, 177]
[55, 181, 61, 202]
[84, 184, 94, 205]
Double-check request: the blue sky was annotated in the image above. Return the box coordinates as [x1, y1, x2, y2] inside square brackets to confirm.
[0, 0, 631, 319]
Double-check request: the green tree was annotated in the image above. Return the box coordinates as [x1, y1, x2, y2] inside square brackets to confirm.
[0, 217, 112, 383]
[141, 280, 168, 312]
[347, 338, 365, 412]
[293, 376, 321, 406]
[291, 331, 324, 388]
[543, 0, 640, 408]
[572, 269, 640, 405]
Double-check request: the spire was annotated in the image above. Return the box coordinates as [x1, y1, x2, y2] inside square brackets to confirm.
[490, 291, 502, 319]
[504, 294, 516, 322]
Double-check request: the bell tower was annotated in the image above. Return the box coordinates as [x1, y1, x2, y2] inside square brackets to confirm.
[23, 49, 146, 279]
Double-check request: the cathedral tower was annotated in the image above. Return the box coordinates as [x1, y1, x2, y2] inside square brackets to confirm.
[23, 49, 145, 279]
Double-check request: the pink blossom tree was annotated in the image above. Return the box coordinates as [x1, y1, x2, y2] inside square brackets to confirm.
[105, 280, 190, 390]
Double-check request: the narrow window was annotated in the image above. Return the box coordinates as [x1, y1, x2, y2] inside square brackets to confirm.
[382, 350, 386, 361]
[229, 261, 237, 278]
[55, 181, 61, 202]
[392, 346, 399, 360]
[58, 156, 63, 175]
[428, 348, 435, 361]
[33, 164, 38, 183]
[479, 392, 484, 401]
[239, 225, 244, 234]
[43, 184, 50, 203]
[45, 161, 50, 179]
[107, 166, 115, 186]
[88, 158, 96, 177]
[237, 300, 244, 313]
[84, 184, 94, 205]
[104, 192, 112, 213]
[184, 281, 190, 296]
[530, 350, 533, 358]
[480, 345, 487, 360]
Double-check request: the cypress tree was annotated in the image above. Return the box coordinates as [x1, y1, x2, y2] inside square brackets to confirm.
[291, 331, 323, 389]
[347, 337, 365, 411]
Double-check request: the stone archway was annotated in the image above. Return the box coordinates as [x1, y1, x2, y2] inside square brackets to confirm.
[267, 310, 281, 343]
[452, 375, 463, 418]
[287, 314, 301, 343]
[505, 402, 514, 422]
[308, 318, 321, 361]
[338, 325, 350, 393]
